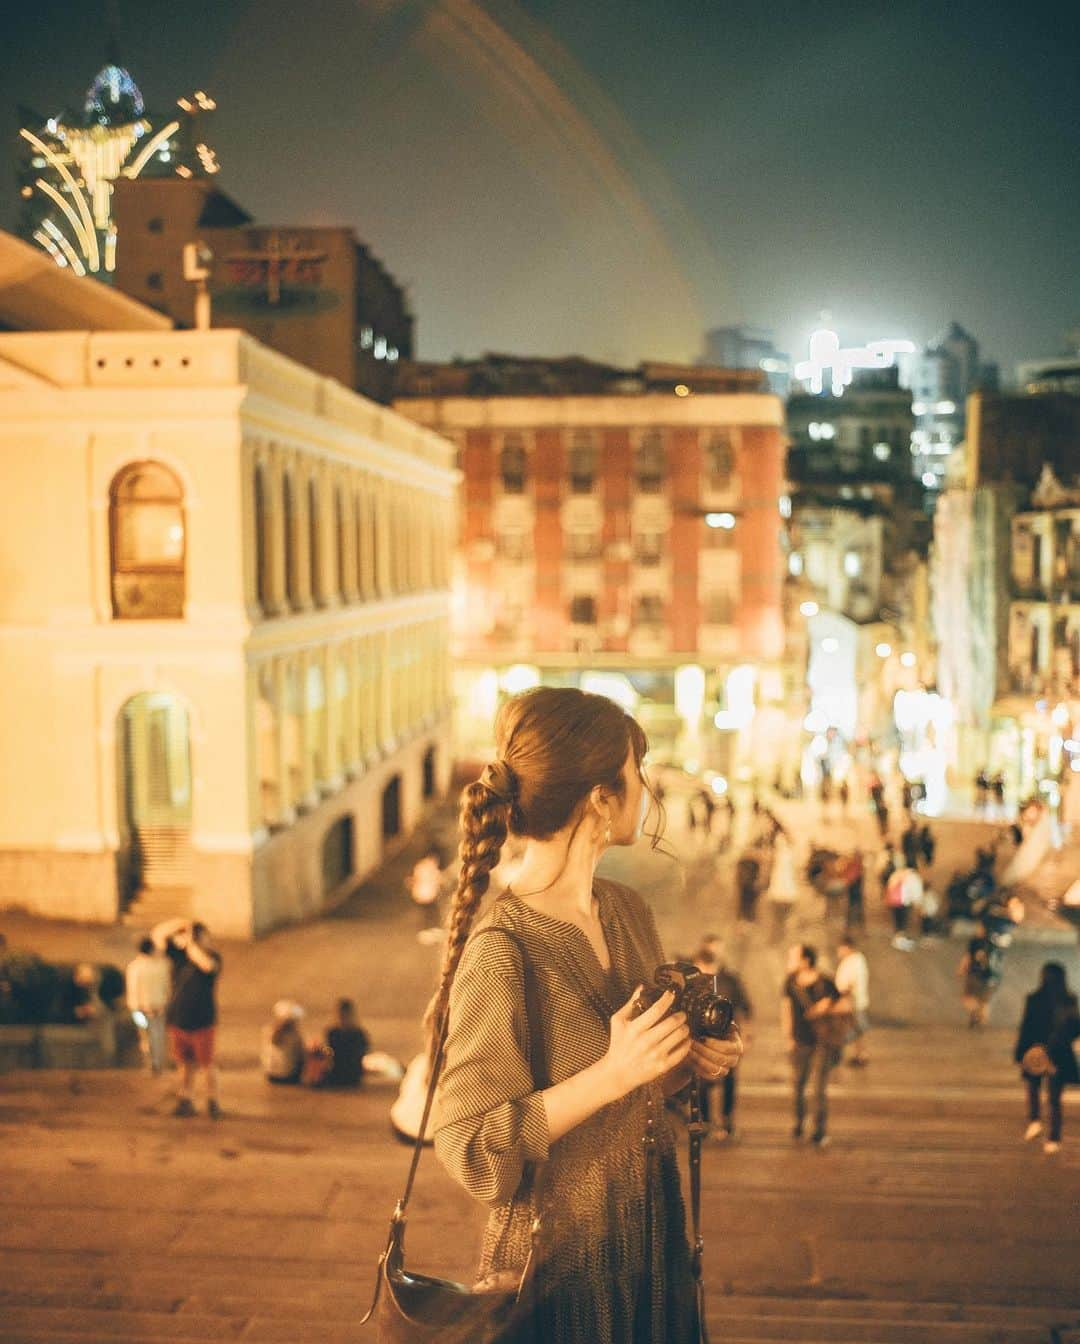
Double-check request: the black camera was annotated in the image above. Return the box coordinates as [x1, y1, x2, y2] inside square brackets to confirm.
[635, 962, 735, 1040]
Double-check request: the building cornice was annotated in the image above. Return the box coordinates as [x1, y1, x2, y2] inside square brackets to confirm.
[394, 392, 785, 430]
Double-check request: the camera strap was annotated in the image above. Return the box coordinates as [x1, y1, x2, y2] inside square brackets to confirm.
[686, 1080, 711, 1344]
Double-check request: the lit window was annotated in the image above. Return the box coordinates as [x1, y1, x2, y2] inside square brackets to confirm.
[635, 431, 665, 493]
[779, 495, 792, 519]
[789, 553, 804, 576]
[843, 551, 861, 577]
[872, 442, 891, 461]
[569, 432, 596, 494]
[501, 434, 527, 494]
[109, 461, 185, 619]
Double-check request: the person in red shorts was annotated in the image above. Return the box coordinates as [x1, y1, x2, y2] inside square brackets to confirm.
[154, 919, 223, 1118]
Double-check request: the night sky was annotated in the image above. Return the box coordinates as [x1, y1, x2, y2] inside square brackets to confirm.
[2, 0, 1077, 377]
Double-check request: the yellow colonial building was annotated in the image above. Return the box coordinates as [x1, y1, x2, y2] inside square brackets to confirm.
[0, 234, 456, 936]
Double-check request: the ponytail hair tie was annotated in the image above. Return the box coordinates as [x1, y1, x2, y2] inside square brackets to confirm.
[480, 759, 517, 805]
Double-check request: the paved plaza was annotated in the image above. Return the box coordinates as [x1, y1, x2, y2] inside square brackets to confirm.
[2, 799, 1079, 1343]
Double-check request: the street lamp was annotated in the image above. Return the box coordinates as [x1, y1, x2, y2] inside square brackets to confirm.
[705, 511, 737, 530]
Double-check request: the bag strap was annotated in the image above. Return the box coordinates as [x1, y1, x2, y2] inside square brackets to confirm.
[396, 925, 547, 1220]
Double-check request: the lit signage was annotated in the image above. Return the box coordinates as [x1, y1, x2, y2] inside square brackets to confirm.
[795, 328, 915, 396]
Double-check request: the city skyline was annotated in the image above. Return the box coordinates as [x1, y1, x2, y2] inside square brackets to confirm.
[2, 0, 1077, 378]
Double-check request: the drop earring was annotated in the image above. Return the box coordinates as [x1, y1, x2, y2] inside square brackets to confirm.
[603, 821, 612, 846]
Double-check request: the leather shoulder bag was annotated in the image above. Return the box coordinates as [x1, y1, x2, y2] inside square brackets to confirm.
[361, 927, 549, 1344]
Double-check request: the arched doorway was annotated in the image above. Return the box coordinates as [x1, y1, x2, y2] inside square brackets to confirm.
[321, 815, 354, 895]
[381, 775, 402, 841]
[117, 693, 193, 908]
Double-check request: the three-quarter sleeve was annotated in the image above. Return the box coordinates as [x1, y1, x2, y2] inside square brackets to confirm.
[434, 929, 550, 1206]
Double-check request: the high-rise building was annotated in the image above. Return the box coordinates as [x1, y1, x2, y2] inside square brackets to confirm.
[702, 324, 790, 397]
[0, 229, 455, 937]
[904, 322, 994, 493]
[395, 353, 790, 782]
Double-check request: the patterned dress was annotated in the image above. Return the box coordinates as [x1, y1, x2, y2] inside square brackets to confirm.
[435, 878, 698, 1343]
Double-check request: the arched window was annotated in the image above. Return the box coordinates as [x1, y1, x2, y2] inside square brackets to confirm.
[308, 477, 323, 606]
[253, 463, 272, 613]
[283, 472, 300, 609]
[109, 461, 185, 619]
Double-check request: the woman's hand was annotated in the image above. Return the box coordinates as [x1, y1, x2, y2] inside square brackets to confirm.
[602, 989, 691, 1100]
[688, 1026, 743, 1082]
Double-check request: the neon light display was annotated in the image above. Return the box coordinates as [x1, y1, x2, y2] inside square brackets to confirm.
[794, 328, 916, 396]
[17, 64, 221, 279]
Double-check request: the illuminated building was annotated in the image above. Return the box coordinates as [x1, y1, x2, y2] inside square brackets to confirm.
[16, 60, 222, 280]
[904, 323, 997, 495]
[931, 386, 1080, 802]
[997, 467, 1080, 803]
[395, 354, 787, 781]
[786, 367, 929, 744]
[0, 230, 455, 936]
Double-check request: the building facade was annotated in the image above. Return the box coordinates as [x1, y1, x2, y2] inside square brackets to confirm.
[996, 468, 1080, 803]
[931, 387, 1080, 803]
[0, 287, 455, 936]
[395, 356, 787, 780]
[111, 187, 415, 405]
[786, 368, 929, 746]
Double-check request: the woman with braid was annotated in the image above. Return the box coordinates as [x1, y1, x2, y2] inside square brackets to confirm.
[431, 687, 742, 1342]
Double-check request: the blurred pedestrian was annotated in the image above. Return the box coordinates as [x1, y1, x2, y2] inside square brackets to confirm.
[834, 934, 870, 1065]
[694, 935, 752, 1139]
[125, 936, 170, 1074]
[735, 850, 763, 924]
[958, 921, 1002, 1027]
[844, 850, 865, 930]
[838, 778, 850, 813]
[919, 822, 936, 869]
[69, 963, 101, 1023]
[974, 768, 989, 814]
[716, 794, 735, 853]
[407, 845, 447, 946]
[885, 865, 922, 950]
[324, 997, 370, 1088]
[782, 944, 843, 1147]
[869, 772, 888, 836]
[901, 821, 921, 871]
[1014, 962, 1080, 1154]
[154, 919, 223, 1118]
[991, 772, 1006, 817]
[766, 831, 799, 943]
[261, 1000, 305, 1084]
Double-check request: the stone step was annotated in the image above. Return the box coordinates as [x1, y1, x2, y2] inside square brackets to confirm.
[1, 1281, 1075, 1344]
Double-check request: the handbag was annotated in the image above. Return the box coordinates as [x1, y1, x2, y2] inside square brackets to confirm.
[361, 928, 548, 1343]
[1021, 1044, 1056, 1077]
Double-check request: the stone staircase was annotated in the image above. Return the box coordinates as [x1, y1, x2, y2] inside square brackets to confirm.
[121, 826, 194, 927]
[0, 1271, 1076, 1343]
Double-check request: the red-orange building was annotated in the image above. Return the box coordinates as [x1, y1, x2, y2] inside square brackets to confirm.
[396, 356, 788, 768]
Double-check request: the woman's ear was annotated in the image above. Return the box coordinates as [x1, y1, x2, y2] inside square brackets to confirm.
[588, 783, 609, 819]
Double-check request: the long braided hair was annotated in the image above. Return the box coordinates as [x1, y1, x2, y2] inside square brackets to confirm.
[425, 687, 656, 1060]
